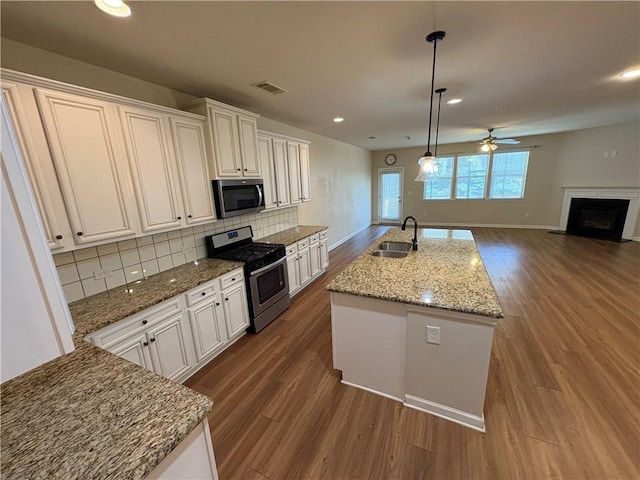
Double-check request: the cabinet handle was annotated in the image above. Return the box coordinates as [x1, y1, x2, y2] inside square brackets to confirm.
[76, 232, 83, 236]
[215, 302, 220, 306]
[150, 337, 156, 342]
[231, 277, 236, 281]
[188, 214, 192, 218]
[201, 292, 206, 296]
[142, 320, 148, 325]
[177, 216, 182, 220]
[143, 341, 149, 347]
[55, 234, 63, 240]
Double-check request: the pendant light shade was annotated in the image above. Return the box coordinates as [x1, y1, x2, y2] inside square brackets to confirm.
[415, 31, 446, 183]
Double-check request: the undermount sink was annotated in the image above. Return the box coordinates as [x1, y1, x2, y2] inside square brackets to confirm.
[371, 250, 409, 258]
[378, 241, 412, 252]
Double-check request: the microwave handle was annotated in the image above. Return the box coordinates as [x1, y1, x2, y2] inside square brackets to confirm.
[256, 184, 264, 207]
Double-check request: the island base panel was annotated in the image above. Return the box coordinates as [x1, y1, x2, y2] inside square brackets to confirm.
[331, 292, 406, 400]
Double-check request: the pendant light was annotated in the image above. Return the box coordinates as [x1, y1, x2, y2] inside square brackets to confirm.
[433, 87, 446, 159]
[415, 30, 446, 182]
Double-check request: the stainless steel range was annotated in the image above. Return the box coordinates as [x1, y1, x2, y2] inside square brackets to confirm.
[206, 226, 290, 333]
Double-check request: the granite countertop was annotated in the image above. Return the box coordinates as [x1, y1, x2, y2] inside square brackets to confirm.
[70, 257, 242, 337]
[326, 228, 503, 318]
[1, 344, 212, 480]
[259, 225, 328, 246]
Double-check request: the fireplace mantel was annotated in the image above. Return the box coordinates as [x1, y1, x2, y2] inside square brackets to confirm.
[559, 187, 640, 240]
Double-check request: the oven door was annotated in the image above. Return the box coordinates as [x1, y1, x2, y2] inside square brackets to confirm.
[249, 256, 289, 317]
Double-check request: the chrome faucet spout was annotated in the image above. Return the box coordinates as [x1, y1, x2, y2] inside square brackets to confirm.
[401, 216, 418, 250]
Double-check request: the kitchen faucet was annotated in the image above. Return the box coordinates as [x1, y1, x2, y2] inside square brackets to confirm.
[401, 216, 418, 250]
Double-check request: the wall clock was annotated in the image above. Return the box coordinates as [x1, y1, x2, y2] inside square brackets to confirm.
[385, 153, 397, 165]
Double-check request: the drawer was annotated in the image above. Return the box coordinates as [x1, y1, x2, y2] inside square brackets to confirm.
[320, 230, 328, 240]
[90, 297, 183, 348]
[220, 268, 243, 290]
[185, 280, 217, 307]
[297, 238, 309, 250]
[309, 234, 319, 244]
[286, 244, 298, 256]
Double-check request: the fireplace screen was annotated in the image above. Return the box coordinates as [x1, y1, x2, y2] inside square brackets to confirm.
[566, 198, 629, 241]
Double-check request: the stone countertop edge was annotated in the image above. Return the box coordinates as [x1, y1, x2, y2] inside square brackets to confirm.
[258, 225, 328, 246]
[0, 344, 213, 480]
[69, 257, 243, 338]
[326, 228, 504, 319]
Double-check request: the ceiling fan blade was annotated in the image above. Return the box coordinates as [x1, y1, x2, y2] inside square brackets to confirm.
[495, 138, 520, 144]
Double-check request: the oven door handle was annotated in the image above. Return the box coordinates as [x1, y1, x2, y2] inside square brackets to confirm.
[250, 255, 286, 277]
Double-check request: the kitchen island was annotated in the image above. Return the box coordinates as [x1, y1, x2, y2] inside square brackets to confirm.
[326, 227, 502, 432]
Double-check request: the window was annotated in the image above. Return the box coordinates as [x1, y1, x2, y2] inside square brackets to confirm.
[423, 150, 529, 200]
[424, 157, 453, 200]
[489, 151, 529, 198]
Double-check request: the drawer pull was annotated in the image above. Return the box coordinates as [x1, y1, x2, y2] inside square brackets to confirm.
[177, 216, 182, 220]
[231, 277, 236, 281]
[55, 234, 63, 240]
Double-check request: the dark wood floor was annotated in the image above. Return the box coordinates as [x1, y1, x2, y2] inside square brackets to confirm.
[185, 226, 640, 479]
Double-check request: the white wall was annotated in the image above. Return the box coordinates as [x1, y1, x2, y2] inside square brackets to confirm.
[258, 118, 372, 248]
[372, 121, 639, 237]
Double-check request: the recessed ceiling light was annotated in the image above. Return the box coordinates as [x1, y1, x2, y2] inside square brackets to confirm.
[333, 117, 344, 123]
[94, 0, 131, 17]
[447, 98, 462, 104]
[620, 68, 640, 79]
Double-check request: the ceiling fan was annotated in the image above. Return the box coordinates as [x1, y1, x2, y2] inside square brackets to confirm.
[479, 128, 520, 152]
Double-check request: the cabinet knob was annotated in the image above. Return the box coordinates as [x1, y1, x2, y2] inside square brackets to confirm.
[143, 341, 149, 347]
[177, 216, 182, 220]
[201, 292, 206, 296]
[244, 168, 248, 171]
[231, 277, 236, 281]
[142, 320, 148, 325]
[215, 302, 220, 306]
[225, 298, 229, 302]
[150, 337, 156, 342]
[76, 232, 83, 236]
[188, 214, 192, 218]
[55, 234, 63, 240]
[237, 168, 241, 171]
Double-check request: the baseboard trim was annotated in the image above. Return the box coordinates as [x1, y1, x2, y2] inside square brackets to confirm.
[328, 223, 372, 251]
[403, 394, 486, 433]
[633, 236, 640, 242]
[341, 379, 403, 403]
[418, 221, 556, 230]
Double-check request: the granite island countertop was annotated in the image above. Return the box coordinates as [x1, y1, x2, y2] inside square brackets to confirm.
[70, 257, 242, 338]
[259, 225, 328, 246]
[326, 228, 503, 318]
[1, 344, 212, 480]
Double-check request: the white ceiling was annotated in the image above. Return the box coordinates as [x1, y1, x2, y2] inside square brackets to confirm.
[1, 1, 638, 150]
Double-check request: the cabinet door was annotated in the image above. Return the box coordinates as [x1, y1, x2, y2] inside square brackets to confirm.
[298, 247, 312, 285]
[109, 331, 154, 371]
[147, 312, 195, 382]
[209, 107, 240, 176]
[287, 255, 300, 296]
[287, 142, 302, 205]
[299, 143, 311, 202]
[272, 138, 290, 207]
[237, 115, 260, 176]
[2, 82, 68, 249]
[169, 117, 216, 225]
[120, 106, 183, 232]
[320, 238, 329, 270]
[310, 243, 321, 277]
[188, 295, 227, 362]
[257, 135, 277, 210]
[222, 283, 250, 338]
[35, 88, 137, 244]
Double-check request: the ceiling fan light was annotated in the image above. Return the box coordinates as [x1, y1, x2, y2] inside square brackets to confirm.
[481, 144, 490, 152]
[490, 143, 498, 151]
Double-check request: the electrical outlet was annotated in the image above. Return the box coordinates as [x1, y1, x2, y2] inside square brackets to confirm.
[426, 326, 440, 344]
[611, 150, 617, 157]
[93, 269, 112, 280]
[603, 151, 609, 158]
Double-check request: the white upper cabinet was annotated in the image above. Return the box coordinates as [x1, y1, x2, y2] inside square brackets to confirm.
[257, 135, 277, 210]
[299, 143, 311, 202]
[272, 137, 291, 208]
[287, 141, 302, 205]
[169, 116, 216, 225]
[180, 98, 261, 179]
[119, 106, 183, 233]
[35, 87, 138, 245]
[1, 81, 71, 250]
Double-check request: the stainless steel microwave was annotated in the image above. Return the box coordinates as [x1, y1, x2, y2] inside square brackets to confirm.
[212, 179, 265, 219]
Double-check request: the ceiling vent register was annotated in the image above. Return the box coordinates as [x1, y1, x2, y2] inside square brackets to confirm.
[252, 81, 288, 95]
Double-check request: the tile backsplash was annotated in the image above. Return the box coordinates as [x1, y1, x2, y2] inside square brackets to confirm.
[55, 207, 298, 303]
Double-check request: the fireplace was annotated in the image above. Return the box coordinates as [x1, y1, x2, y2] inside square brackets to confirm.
[566, 198, 630, 241]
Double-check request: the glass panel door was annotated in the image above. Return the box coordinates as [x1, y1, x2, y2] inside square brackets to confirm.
[378, 168, 403, 223]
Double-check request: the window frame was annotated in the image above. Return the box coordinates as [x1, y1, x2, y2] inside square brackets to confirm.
[423, 149, 530, 201]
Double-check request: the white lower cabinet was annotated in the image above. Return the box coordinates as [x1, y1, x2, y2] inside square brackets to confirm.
[286, 229, 329, 297]
[87, 267, 249, 382]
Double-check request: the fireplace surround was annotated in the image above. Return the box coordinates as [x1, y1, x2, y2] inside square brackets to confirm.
[566, 198, 629, 241]
[559, 187, 639, 241]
